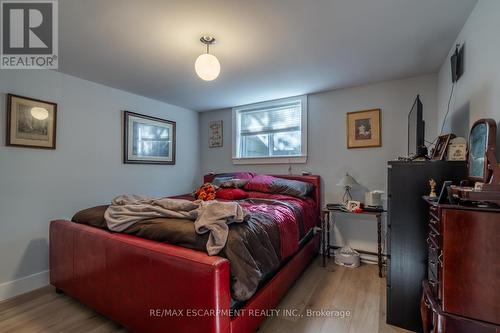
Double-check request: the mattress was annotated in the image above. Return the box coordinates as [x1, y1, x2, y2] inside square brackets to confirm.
[71, 191, 318, 302]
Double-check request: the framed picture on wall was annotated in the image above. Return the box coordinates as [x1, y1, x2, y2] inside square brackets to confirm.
[6, 94, 57, 149]
[123, 111, 176, 164]
[346, 109, 381, 149]
[209, 120, 223, 148]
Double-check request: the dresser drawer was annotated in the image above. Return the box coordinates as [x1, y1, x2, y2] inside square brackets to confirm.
[421, 281, 499, 333]
[428, 224, 441, 247]
[441, 209, 500, 325]
[428, 275, 439, 298]
[428, 245, 439, 277]
[428, 259, 439, 283]
[428, 224, 441, 299]
[429, 215, 441, 232]
[429, 205, 439, 219]
[428, 240, 439, 263]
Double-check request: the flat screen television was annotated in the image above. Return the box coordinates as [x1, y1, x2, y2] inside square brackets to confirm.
[408, 95, 427, 158]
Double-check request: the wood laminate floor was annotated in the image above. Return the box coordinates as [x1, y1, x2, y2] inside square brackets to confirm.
[0, 259, 412, 333]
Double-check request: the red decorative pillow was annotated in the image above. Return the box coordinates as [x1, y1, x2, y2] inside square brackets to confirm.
[216, 188, 249, 200]
[243, 174, 274, 193]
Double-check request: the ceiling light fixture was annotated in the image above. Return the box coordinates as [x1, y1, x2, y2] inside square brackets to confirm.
[195, 36, 220, 81]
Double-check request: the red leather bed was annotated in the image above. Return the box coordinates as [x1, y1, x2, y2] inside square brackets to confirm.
[49, 174, 321, 333]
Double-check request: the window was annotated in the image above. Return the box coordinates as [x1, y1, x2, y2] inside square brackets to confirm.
[232, 95, 307, 164]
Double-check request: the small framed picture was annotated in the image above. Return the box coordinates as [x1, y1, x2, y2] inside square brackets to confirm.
[209, 120, 223, 148]
[437, 180, 453, 204]
[447, 143, 467, 161]
[474, 182, 484, 191]
[6, 94, 57, 149]
[347, 200, 361, 212]
[347, 109, 381, 148]
[123, 111, 176, 165]
[431, 134, 455, 160]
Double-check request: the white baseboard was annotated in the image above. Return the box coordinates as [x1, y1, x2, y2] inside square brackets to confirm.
[360, 253, 378, 264]
[0, 270, 49, 301]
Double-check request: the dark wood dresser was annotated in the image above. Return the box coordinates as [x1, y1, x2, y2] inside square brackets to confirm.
[421, 200, 500, 333]
[387, 161, 467, 332]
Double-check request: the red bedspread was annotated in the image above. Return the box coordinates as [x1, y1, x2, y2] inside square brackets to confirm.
[174, 191, 318, 260]
[240, 192, 318, 259]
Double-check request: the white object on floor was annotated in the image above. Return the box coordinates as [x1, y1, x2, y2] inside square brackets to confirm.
[334, 246, 361, 268]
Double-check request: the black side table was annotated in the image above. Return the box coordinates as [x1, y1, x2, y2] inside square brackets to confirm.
[321, 207, 386, 277]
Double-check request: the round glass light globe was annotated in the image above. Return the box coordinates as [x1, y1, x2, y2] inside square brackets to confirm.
[30, 107, 49, 120]
[195, 53, 220, 81]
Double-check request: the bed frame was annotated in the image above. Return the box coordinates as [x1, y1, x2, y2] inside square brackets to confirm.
[49, 174, 321, 333]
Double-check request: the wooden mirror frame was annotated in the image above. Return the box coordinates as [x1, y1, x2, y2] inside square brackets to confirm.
[468, 119, 497, 183]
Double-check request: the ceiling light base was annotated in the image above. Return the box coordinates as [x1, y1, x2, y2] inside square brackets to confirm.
[200, 36, 216, 45]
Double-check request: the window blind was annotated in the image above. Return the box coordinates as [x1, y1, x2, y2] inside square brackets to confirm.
[239, 101, 302, 135]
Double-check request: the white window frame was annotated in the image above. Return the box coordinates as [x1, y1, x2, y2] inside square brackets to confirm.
[232, 95, 308, 165]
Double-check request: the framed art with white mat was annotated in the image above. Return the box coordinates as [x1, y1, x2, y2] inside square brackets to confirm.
[346, 109, 381, 148]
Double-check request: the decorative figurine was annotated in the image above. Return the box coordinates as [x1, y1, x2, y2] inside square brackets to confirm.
[429, 178, 437, 197]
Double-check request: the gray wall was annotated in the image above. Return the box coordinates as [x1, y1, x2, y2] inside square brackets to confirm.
[437, 0, 500, 147]
[0, 70, 199, 299]
[199, 74, 438, 254]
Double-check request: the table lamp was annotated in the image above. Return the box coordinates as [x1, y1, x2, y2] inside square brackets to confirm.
[337, 173, 359, 204]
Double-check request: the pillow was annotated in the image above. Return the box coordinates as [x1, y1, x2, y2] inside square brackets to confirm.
[216, 188, 249, 200]
[219, 178, 250, 188]
[72, 205, 108, 229]
[211, 177, 233, 187]
[211, 172, 255, 186]
[244, 175, 314, 198]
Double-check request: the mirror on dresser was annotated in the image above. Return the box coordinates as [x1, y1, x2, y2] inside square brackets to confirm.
[451, 118, 500, 205]
[468, 119, 497, 183]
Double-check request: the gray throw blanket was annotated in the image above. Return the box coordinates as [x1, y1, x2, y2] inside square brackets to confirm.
[104, 194, 247, 255]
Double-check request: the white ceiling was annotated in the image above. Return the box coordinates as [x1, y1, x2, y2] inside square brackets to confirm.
[59, 0, 477, 111]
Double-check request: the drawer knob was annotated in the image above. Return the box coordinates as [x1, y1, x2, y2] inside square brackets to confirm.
[424, 298, 431, 309]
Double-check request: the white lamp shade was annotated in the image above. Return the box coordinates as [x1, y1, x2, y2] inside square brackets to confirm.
[337, 173, 359, 187]
[195, 53, 221, 81]
[30, 107, 49, 120]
